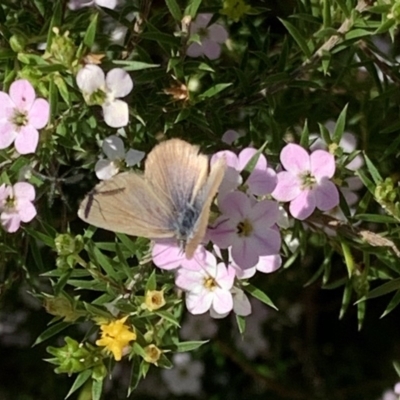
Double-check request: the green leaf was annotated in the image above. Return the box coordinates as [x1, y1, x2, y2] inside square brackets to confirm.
[46, 1, 62, 52]
[332, 104, 348, 144]
[381, 290, 400, 318]
[91, 378, 103, 400]
[145, 270, 157, 292]
[154, 310, 181, 327]
[364, 278, 400, 300]
[363, 153, 382, 184]
[141, 32, 180, 46]
[357, 299, 366, 331]
[24, 227, 55, 248]
[198, 83, 232, 100]
[33, 321, 71, 346]
[393, 361, 400, 377]
[335, 0, 350, 17]
[112, 60, 160, 71]
[279, 18, 312, 58]
[356, 169, 375, 194]
[236, 315, 246, 335]
[166, 0, 182, 20]
[353, 214, 398, 223]
[318, 122, 332, 145]
[243, 141, 267, 174]
[83, 12, 99, 48]
[90, 245, 119, 280]
[339, 282, 352, 319]
[300, 119, 309, 148]
[184, 0, 202, 18]
[244, 284, 278, 310]
[171, 340, 208, 352]
[66, 370, 92, 399]
[127, 357, 142, 396]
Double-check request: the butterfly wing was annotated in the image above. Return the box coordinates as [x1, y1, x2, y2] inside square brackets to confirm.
[185, 156, 226, 258]
[144, 139, 209, 212]
[78, 172, 175, 239]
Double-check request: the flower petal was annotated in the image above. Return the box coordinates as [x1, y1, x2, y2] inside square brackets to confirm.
[232, 288, 251, 316]
[211, 289, 233, 314]
[289, 189, 316, 220]
[247, 167, 277, 195]
[219, 191, 251, 219]
[0, 92, 14, 119]
[186, 290, 213, 314]
[202, 39, 221, 60]
[280, 143, 310, 174]
[251, 199, 279, 227]
[14, 125, 39, 154]
[192, 13, 212, 31]
[17, 200, 37, 222]
[186, 43, 203, 58]
[1, 211, 21, 233]
[76, 64, 105, 94]
[125, 148, 145, 166]
[95, 159, 119, 180]
[102, 135, 125, 160]
[106, 68, 133, 98]
[231, 238, 260, 269]
[315, 179, 339, 211]
[13, 182, 35, 201]
[221, 129, 241, 145]
[95, 0, 117, 8]
[211, 150, 239, 169]
[256, 254, 282, 273]
[102, 100, 129, 128]
[0, 121, 18, 149]
[310, 149, 336, 179]
[208, 24, 228, 43]
[251, 228, 281, 256]
[207, 218, 237, 249]
[9, 80, 35, 111]
[28, 98, 49, 129]
[271, 171, 301, 202]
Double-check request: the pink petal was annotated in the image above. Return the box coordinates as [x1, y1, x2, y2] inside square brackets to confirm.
[251, 228, 281, 256]
[232, 288, 251, 316]
[102, 100, 129, 128]
[256, 254, 282, 273]
[28, 98, 49, 129]
[0, 121, 18, 149]
[214, 263, 235, 290]
[314, 179, 339, 211]
[152, 241, 184, 270]
[346, 154, 364, 171]
[106, 68, 133, 98]
[238, 148, 265, 171]
[211, 150, 239, 169]
[9, 80, 35, 111]
[17, 200, 36, 222]
[1, 211, 21, 233]
[231, 238, 261, 269]
[176, 269, 204, 291]
[14, 125, 39, 154]
[310, 150, 335, 179]
[186, 43, 203, 58]
[208, 24, 228, 43]
[186, 290, 213, 314]
[0, 92, 14, 119]
[289, 190, 316, 220]
[95, 0, 118, 8]
[247, 167, 277, 195]
[207, 218, 237, 249]
[202, 39, 221, 60]
[221, 129, 240, 145]
[219, 191, 250, 218]
[211, 289, 233, 314]
[271, 171, 301, 202]
[250, 199, 279, 227]
[192, 13, 212, 31]
[13, 182, 35, 201]
[280, 143, 310, 174]
[339, 132, 357, 153]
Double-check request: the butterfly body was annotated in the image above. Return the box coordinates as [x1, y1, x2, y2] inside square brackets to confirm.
[78, 139, 226, 258]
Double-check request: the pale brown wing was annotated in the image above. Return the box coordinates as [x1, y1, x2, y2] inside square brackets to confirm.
[144, 139, 209, 211]
[78, 172, 175, 239]
[185, 156, 227, 258]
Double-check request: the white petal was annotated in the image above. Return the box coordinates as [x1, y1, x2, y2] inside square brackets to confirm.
[102, 100, 129, 128]
[102, 135, 125, 160]
[95, 159, 119, 180]
[76, 64, 105, 94]
[95, 0, 117, 8]
[125, 148, 145, 166]
[106, 68, 133, 98]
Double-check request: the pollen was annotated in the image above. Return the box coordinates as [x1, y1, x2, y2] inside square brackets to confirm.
[204, 276, 217, 290]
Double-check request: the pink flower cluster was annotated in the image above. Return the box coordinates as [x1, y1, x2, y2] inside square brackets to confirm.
[151, 142, 346, 318]
[0, 80, 49, 154]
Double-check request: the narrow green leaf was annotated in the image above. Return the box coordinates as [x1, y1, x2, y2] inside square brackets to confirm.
[335, 0, 350, 17]
[24, 227, 55, 248]
[332, 104, 348, 144]
[318, 122, 332, 145]
[145, 270, 157, 292]
[236, 315, 246, 335]
[30, 238, 45, 272]
[112, 60, 160, 71]
[166, 0, 182, 20]
[91, 378, 103, 400]
[365, 278, 400, 299]
[357, 300, 366, 331]
[300, 119, 309, 148]
[154, 310, 181, 327]
[393, 361, 400, 377]
[185, 0, 202, 18]
[363, 153, 383, 184]
[381, 289, 400, 318]
[33, 321, 70, 346]
[353, 214, 398, 223]
[90, 245, 119, 279]
[198, 83, 232, 100]
[356, 169, 375, 194]
[66, 370, 92, 399]
[279, 19, 312, 58]
[84, 13, 99, 48]
[127, 357, 142, 396]
[171, 340, 208, 352]
[244, 284, 278, 310]
[46, 1, 62, 52]
[339, 282, 352, 319]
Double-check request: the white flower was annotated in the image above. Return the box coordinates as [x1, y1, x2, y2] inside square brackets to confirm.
[76, 64, 133, 128]
[95, 135, 145, 180]
[186, 14, 228, 60]
[68, 0, 119, 10]
[161, 353, 204, 396]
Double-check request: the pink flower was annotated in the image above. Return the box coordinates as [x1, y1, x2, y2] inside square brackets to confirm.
[208, 191, 281, 269]
[221, 129, 244, 145]
[272, 143, 339, 220]
[175, 251, 235, 315]
[0, 182, 37, 232]
[152, 240, 207, 271]
[211, 148, 277, 199]
[0, 80, 49, 154]
[186, 14, 228, 60]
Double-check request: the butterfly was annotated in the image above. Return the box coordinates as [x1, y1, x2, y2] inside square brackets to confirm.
[78, 138, 226, 259]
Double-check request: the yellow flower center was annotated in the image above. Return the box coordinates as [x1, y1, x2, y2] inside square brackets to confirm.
[204, 276, 217, 290]
[236, 218, 253, 237]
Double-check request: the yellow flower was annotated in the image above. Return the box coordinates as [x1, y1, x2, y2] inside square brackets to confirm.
[95, 316, 136, 361]
[143, 344, 162, 365]
[220, 0, 251, 22]
[144, 289, 166, 311]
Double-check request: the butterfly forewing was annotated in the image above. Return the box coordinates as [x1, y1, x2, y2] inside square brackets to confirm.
[78, 172, 175, 239]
